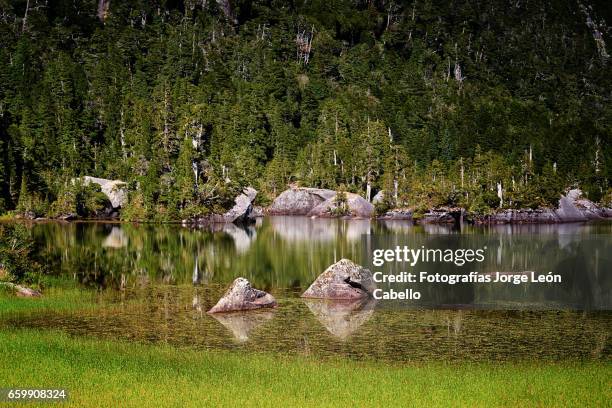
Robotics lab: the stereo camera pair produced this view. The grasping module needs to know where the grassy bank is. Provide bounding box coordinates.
[0,281,101,315]
[0,329,609,407]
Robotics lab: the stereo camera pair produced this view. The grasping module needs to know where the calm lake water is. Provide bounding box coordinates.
[2,217,611,362]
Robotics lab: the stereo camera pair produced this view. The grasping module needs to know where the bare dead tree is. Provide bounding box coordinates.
[579,2,610,60]
[296,25,314,64]
[97,0,110,23]
[22,0,29,32]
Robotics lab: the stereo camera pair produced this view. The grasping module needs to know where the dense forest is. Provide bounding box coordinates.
[0,0,610,220]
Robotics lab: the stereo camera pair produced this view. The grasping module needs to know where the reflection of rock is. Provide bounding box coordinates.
[302,259,376,299]
[81,176,128,208]
[422,224,455,234]
[221,224,256,254]
[380,219,413,232]
[270,216,336,242]
[308,192,374,218]
[210,310,275,342]
[208,278,277,313]
[102,227,128,248]
[304,297,375,340]
[345,219,372,241]
[269,187,336,215]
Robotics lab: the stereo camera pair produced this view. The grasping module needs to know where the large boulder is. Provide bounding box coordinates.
[81,176,127,208]
[474,208,558,224]
[302,259,376,300]
[555,189,605,221]
[372,190,385,205]
[308,192,374,218]
[268,187,336,215]
[474,189,609,224]
[208,278,277,313]
[222,187,257,223]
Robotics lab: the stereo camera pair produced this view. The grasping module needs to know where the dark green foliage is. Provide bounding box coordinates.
[329,185,349,216]
[49,181,110,219]
[0,223,43,284]
[0,0,609,217]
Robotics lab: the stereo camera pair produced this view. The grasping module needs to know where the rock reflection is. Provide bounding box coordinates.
[270,216,336,242]
[345,219,372,241]
[422,224,455,234]
[379,220,413,233]
[215,224,256,253]
[304,297,376,340]
[209,310,276,342]
[102,227,128,248]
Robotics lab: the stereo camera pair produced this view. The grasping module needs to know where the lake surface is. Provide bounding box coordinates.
[2,217,611,362]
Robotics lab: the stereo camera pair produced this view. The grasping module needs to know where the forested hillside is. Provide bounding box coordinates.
[0,0,610,220]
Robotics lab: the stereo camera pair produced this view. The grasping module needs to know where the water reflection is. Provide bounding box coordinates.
[270,216,337,242]
[102,227,128,248]
[2,285,609,362]
[209,310,276,342]
[18,218,609,309]
[304,298,376,340]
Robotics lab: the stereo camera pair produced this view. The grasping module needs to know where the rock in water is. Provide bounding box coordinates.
[555,188,606,221]
[302,259,376,299]
[208,278,276,313]
[308,192,374,218]
[223,187,258,223]
[81,176,127,208]
[269,187,336,215]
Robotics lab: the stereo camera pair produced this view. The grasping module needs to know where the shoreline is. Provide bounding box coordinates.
[4,211,611,226]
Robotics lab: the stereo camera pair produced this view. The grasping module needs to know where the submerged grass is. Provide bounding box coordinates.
[0,329,609,407]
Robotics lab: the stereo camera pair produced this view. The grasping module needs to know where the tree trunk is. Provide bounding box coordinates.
[97,0,110,22]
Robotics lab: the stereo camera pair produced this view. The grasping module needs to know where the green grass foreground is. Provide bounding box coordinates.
[0,330,609,407]
[0,285,99,315]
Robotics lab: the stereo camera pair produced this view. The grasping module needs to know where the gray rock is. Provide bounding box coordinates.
[308,192,374,218]
[372,190,385,204]
[477,189,609,224]
[0,282,41,297]
[555,189,605,221]
[419,208,465,224]
[378,209,413,220]
[208,278,276,313]
[81,176,127,208]
[251,206,265,217]
[222,187,257,223]
[269,187,336,215]
[302,259,376,300]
